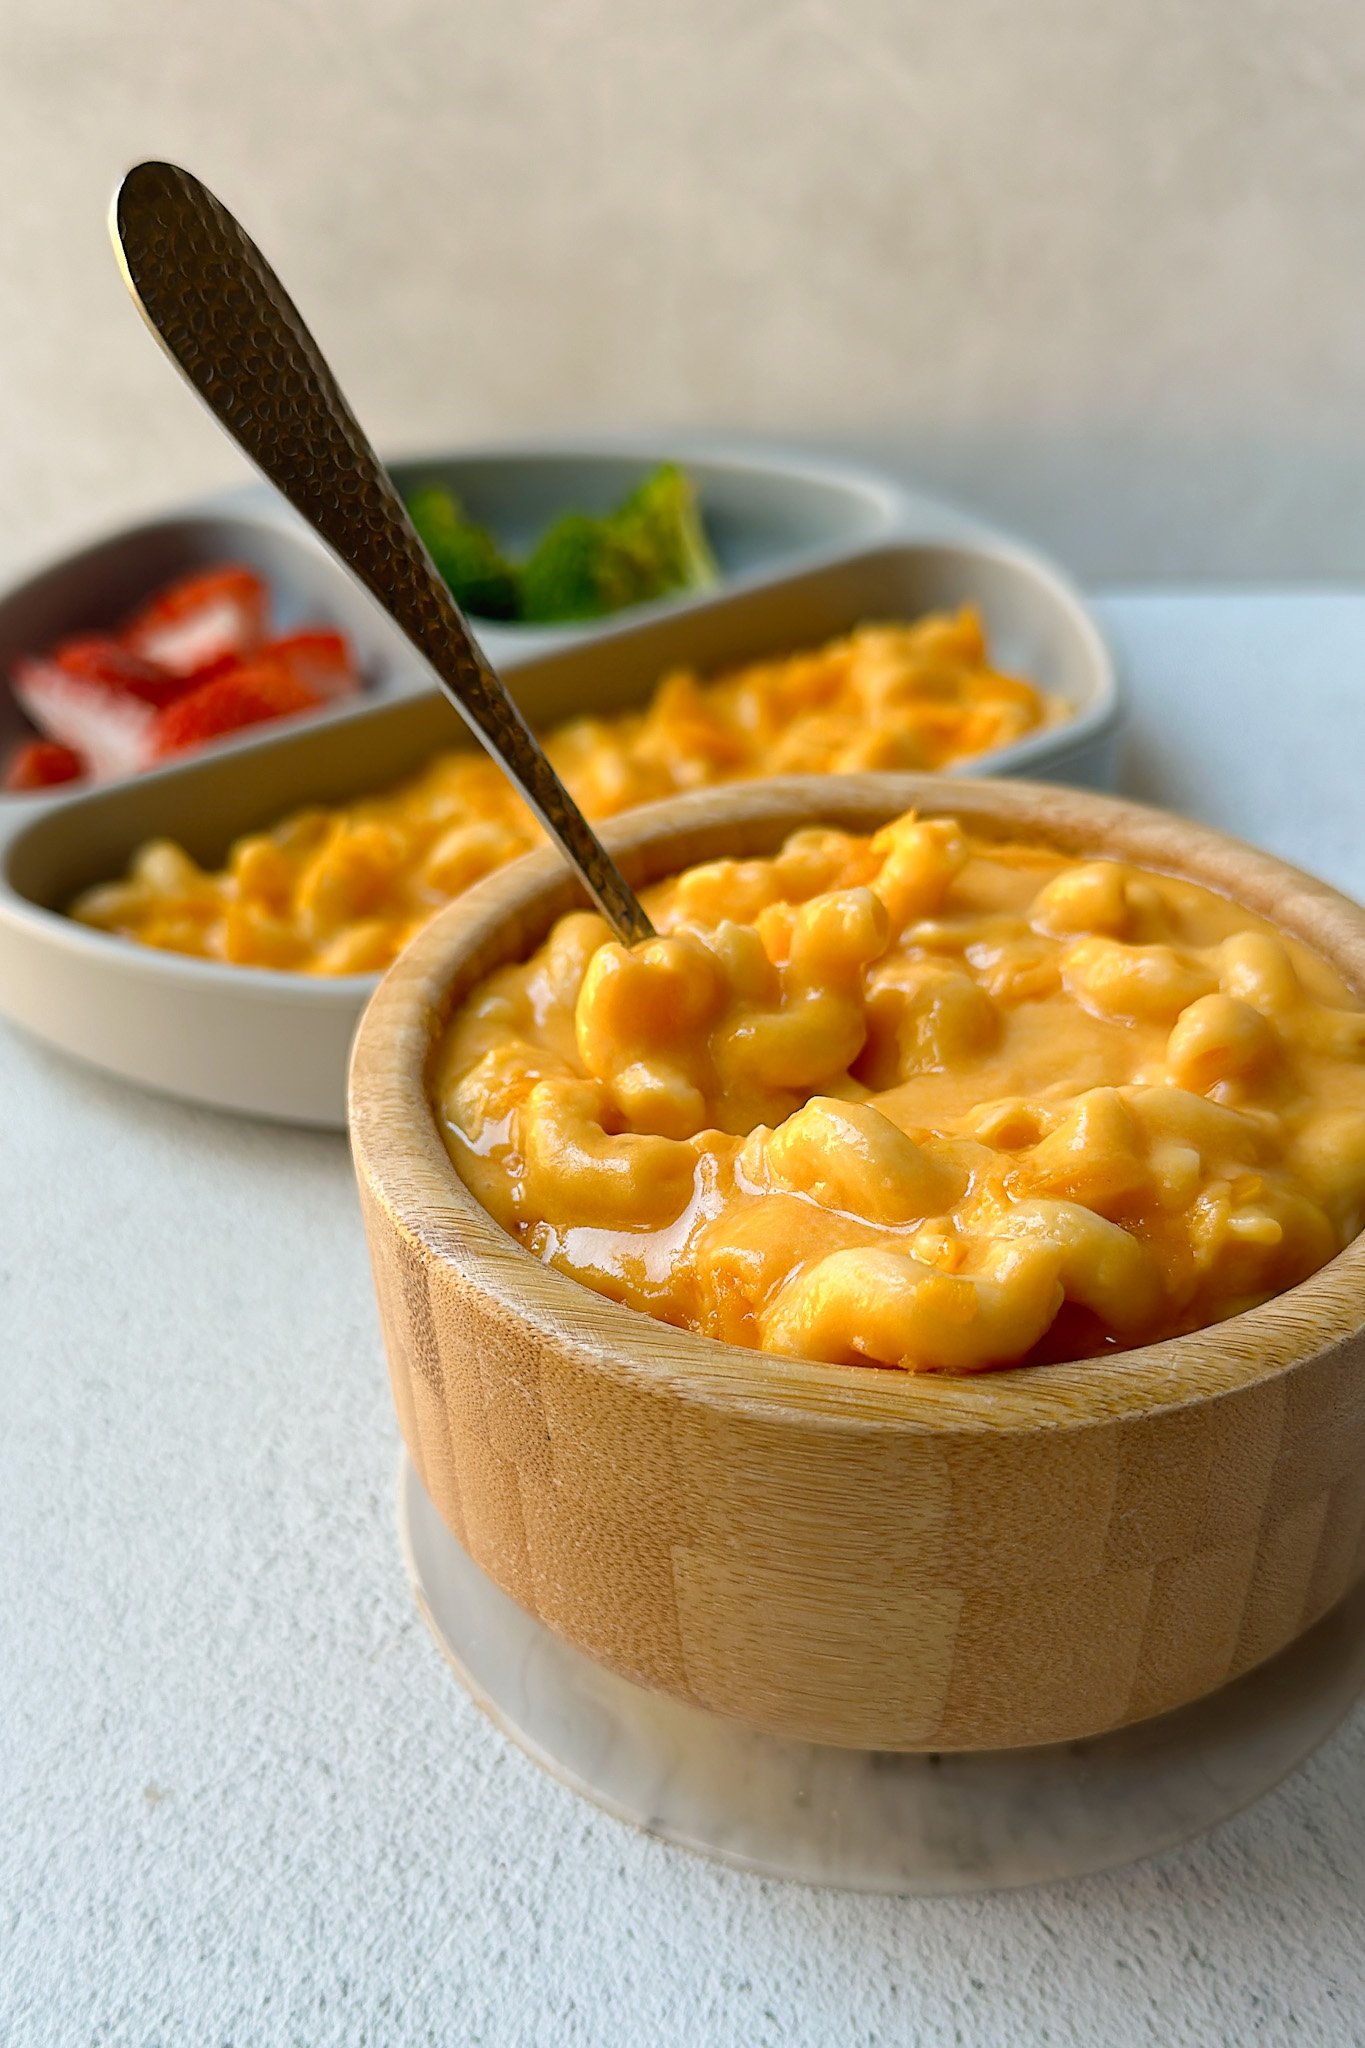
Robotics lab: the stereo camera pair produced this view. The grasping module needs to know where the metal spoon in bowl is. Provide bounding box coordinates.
[110,160,655,947]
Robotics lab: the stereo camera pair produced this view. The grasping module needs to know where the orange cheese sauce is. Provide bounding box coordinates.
[70,611,1063,974]
[433,814,1365,1374]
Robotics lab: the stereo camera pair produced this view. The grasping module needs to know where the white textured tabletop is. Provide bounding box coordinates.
[4,592,1365,2048]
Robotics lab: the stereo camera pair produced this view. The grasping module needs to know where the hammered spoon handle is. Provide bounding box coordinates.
[110,159,654,946]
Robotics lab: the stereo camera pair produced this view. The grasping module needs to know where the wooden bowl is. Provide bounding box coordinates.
[350,775,1365,1752]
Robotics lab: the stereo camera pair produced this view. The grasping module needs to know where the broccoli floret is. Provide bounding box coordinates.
[406,485,520,621]
[519,464,719,624]
[617,462,720,595]
[516,513,624,623]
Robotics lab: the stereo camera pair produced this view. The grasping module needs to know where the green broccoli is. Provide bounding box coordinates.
[406,485,521,621]
[618,462,721,595]
[519,464,719,624]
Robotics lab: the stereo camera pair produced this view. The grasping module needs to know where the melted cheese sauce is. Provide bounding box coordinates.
[434,814,1365,1374]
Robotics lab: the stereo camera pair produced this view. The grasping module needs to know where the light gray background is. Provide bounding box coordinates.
[4,0,1365,584]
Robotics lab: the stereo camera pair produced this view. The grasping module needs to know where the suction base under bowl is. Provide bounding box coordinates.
[398,1456,1365,1895]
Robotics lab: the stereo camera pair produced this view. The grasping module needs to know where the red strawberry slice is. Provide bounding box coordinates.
[260,628,361,702]
[10,638,182,779]
[123,565,268,678]
[3,739,85,791]
[149,661,321,758]
[43,636,187,706]
[174,650,243,689]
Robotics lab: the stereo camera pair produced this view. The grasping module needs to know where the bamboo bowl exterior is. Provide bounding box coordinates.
[350,775,1365,1752]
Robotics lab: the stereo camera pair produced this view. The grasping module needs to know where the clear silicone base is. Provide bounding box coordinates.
[399,1456,1365,1894]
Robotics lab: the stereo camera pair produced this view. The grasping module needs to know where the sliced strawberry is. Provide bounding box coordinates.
[259,628,360,702]
[12,651,162,779]
[123,565,268,678]
[45,636,188,707]
[176,650,243,689]
[149,661,321,758]
[3,739,85,791]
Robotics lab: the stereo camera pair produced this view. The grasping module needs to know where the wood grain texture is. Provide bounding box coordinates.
[350,774,1365,1750]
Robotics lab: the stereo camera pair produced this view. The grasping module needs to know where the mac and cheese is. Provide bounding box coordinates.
[71,612,1063,974]
[433,813,1365,1373]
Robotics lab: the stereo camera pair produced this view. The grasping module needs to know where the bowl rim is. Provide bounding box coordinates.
[348,771,1365,1441]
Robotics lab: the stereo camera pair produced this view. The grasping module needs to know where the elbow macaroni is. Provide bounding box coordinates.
[69,611,1064,973]
[432,815,1365,1374]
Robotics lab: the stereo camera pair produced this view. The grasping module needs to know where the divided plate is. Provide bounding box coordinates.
[0,535,1118,1125]
[0,441,995,789]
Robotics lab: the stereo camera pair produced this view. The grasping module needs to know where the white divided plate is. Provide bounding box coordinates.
[0,443,917,779]
[0,532,1118,1126]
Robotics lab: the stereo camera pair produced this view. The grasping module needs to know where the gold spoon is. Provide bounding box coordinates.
[110,159,655,947]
